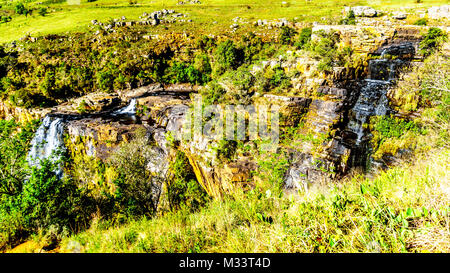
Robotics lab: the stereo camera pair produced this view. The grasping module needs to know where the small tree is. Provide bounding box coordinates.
[15,3,31,17]
[109,129,161,217]
[278,26,298,45]
[38,7,48,17]
[420,27,448,56]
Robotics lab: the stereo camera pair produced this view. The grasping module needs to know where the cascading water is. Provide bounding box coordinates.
[347,78,391,145]
[346,42,415,167]
[113,99,137,115]
[27,115,66,177]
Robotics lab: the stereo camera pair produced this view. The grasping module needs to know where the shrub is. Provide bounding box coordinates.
[278,26,298,45]
[256,65,292,93]
[240,32,264,63]
[308,30,352,72]
[165,61,209,85]
[340,10,356,25]
[167,151,209,212]
[201,80,227,105]
[413,18,427,26]
[214,140,238,162]
[295,27,312,49]
[108,129,160,218]
[0,15,12,24]
[15,3,31,16]
[38,7,48,17]
[220,66,255,104]
[420,27,448,57]
[213,40,243,75]
[196,35,216,53]
[372,116,420,139]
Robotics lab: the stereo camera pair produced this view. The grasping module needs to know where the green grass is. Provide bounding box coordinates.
[1,0,448,44]
[57,148,449,253]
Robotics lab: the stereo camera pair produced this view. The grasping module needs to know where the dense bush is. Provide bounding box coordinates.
[239,32,264,63]
[108,129,161,218]
[255,65,292,94]
[212,40,243,76]
[167,151,209,212]
[413,18,427,26]
[420,27,448,57]
[278,26,298,45]
[372,116,420,139]
[38,7,48,17]
[308,30,353,72]
[201,80,227,105]
[340,10,356,25]
[220,66,255,104]
[15,2,31,16]
[295,27,312,49]
[0,120,37,197]
[165,61,210,85]
[0,15,12,23]
[196,35,216,53]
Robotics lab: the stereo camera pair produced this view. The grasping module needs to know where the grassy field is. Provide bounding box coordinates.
[0,0,448,43]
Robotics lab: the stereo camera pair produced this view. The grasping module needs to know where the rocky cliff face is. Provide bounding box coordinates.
[2,24,445,204]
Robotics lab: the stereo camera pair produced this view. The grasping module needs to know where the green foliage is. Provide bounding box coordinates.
[213,140,238,162]
[0,15,12,24]
[201,81,227,105]
[108,129,160,219]
[193,53,212,75]
[219,66,255,104]
[256,149,290,195]
[307,30,353,72]
[0,119,37,197]
[340,10,356,25]
[255,65,292,94]
[0,158,90,248]
[239,32,264,63]
[165,61,210,85]
[278,26,298,45]
[213,40,243,76]
[0,34,177,107]
[372,116,421,139]
[38,7,48,17]
[196,35,216,53]
[19,161,84,234]
[420,27,448,57]
[295,27,312,49]
[167,151,209,212]
[15,2,31,16]
[413,18,427,26]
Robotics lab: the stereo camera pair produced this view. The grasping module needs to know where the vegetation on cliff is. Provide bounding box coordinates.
[0,0,449,253]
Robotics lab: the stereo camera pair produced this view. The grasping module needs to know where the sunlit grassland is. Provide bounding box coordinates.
[1,0,448,43]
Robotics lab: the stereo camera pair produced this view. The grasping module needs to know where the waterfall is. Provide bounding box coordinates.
[27,115,66,177]
[113,99,137,115]
[345,43,415,168]
[348,78,391,145]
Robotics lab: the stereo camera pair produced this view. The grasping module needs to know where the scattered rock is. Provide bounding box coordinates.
[392,12,407,20]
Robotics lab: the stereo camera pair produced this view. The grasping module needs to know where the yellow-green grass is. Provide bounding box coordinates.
[53,148,450,253]
[1,0,448,43]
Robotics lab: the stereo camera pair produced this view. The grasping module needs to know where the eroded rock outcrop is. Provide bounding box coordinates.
[4,24,444,201]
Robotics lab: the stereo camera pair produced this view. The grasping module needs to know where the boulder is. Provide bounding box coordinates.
[345,6,378,17]
[392,12,407,20]
[428,5,450,20]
